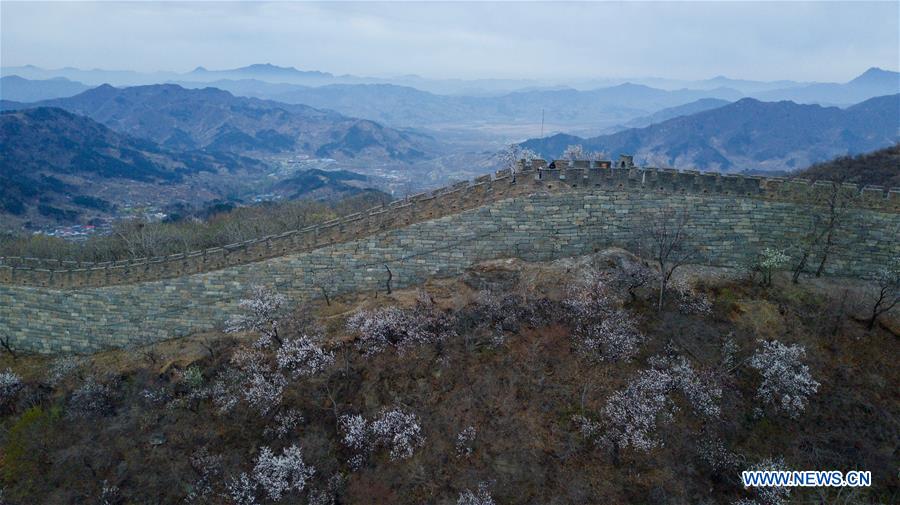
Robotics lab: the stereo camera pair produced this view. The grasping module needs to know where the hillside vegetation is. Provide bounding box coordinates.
[794,144,900,188]
[0,251,897,504]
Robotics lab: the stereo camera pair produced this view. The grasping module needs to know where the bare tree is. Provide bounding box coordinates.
[865,260,900,330]
[635,208,698,312]
[790,183,850,283]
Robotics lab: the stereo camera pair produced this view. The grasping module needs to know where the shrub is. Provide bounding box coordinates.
[68,377,114,418]
[0,369,23,410]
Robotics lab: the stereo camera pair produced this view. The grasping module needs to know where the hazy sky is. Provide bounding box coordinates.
[2,1,898,82]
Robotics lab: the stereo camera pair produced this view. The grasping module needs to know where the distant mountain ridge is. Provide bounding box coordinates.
[3,84,434,162]
[0,107,267,224]
[521,94,900,173]
[0,75,91,102]
[170,79,744,129]
[757,67,900,105]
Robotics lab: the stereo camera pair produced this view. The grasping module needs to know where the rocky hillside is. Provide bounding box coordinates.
[4,84,435,162]
[0,251,896,504]
[522,94,900,172]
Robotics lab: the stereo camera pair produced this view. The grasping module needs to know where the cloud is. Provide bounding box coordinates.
[1,1,897,82]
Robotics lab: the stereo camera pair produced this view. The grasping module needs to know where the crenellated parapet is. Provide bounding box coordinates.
[1,160,897,289]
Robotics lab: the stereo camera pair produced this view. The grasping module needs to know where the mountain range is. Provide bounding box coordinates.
[0,107,269,225]
[0,64,900,134]
[521,94,900,172]
[1,84,434,162]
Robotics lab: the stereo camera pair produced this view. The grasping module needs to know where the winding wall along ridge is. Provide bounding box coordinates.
[1,160,898,354]
[2,160,898,289]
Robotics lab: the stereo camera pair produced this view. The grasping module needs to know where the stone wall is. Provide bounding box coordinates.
[1,162,899,353]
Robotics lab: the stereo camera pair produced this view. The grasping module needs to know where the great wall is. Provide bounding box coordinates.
[2,159,899,354]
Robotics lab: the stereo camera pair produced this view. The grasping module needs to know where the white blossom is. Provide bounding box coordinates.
[498,144,538,172]
[265,409,304,439]
[46,356,83,387]
[347,300,453,356]
[225,473,257,505]
[226,286,287,348]
[698,437,743,472]
[186,448,223,503]
[749,340,819,418]
[603,368,675,451]
[69,377,113,418]
[339,414,371,453]
[670,277,713,316]
[457,482,495,505]
[602,353,720,451]
[757,248,790,285]
[0,369,23,409]
[339,407,425,463]
[252,445,315,501]
[230,346,286,416]
[562,144,586,161]
[369,407,426,461]
[565,274,644,362]
[738,457,791,505]
[571,414,603,440]
[276,336,334,379]
[455,426,477,457]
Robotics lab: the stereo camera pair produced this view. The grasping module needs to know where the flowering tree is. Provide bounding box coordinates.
[601,353,721,452]
[225,473,258,505]
[756,248,790,287]
[457,482,496,505]
[564,273,644,362]
[562,144,586,161]
[229,346,286,416]
[264,409,304,439]
[498,143,538,172]
[226,286,288,348]
[749,340,819,418]
[369,407,426,461]
[455,425,477,458]
[252,445,315,501]
[347,295,454,356]
[276,336,335,379]
[670,277,713,316]
[186,448,223,504]
[338,407,425,464]
[736,457,791,505]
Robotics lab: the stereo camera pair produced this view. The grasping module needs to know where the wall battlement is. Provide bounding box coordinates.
[2,161,898,290]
